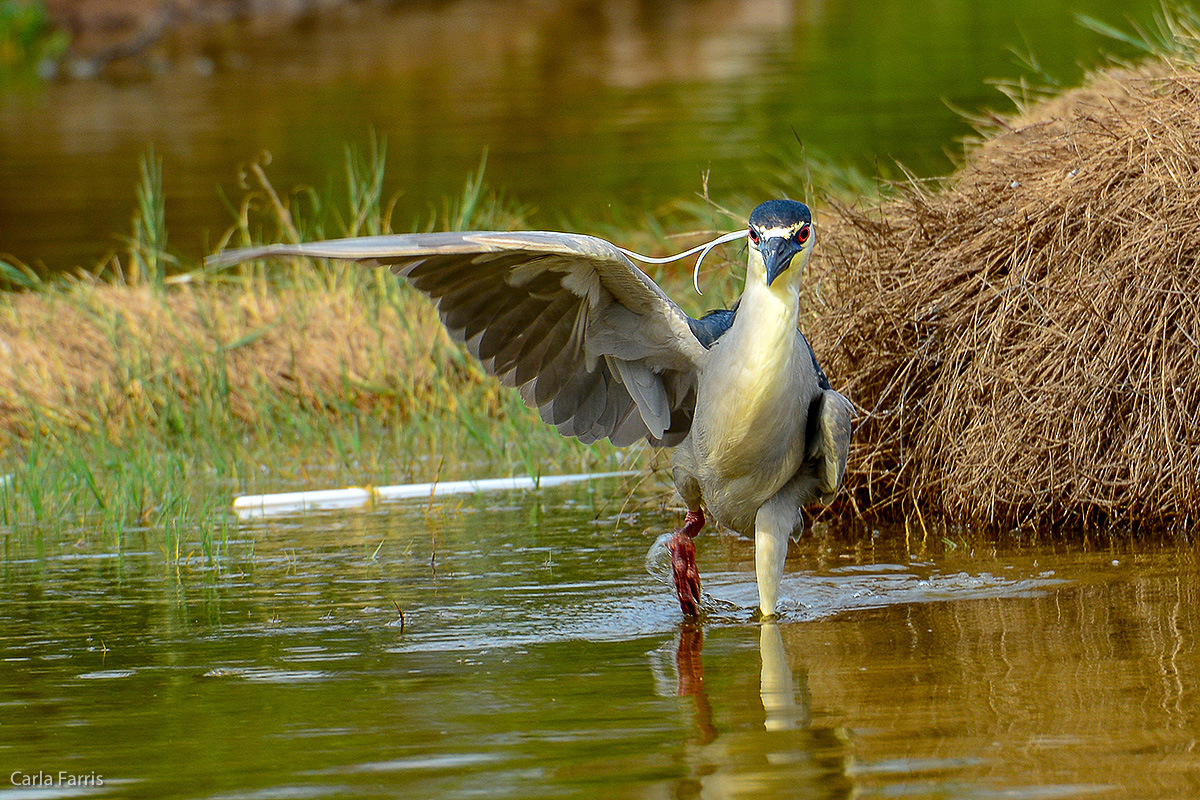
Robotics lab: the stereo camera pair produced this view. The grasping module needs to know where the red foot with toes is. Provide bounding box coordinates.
[666,509,705,616]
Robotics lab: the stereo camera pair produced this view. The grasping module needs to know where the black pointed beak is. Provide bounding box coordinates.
[763,237,803,286]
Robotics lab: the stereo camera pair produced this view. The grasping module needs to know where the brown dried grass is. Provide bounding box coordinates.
[810,53,1200,531]
[0,275,458,440]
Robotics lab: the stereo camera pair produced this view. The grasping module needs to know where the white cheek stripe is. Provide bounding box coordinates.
[759,223,811,241]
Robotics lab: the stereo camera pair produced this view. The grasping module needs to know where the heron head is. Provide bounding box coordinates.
[747,199,813,287]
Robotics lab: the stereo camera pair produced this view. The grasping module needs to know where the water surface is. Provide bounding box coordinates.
[0,0,1164,273]
[3,481,1197,799]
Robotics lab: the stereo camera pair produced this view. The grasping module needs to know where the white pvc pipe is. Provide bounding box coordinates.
[232,471,636,520]
[233,487,373,516]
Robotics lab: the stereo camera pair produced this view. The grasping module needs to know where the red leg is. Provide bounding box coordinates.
[667,509,705,616]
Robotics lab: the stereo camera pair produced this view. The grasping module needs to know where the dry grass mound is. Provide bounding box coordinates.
[811,52,1200,531]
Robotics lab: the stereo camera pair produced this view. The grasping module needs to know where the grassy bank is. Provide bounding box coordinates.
[0,154,626,547]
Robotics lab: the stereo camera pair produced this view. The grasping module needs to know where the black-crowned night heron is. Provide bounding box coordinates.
[207,199,852,618]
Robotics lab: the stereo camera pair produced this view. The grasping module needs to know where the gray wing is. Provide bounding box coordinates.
[801,336,853,503]
[206,231,710,447]
[811,388,852,502]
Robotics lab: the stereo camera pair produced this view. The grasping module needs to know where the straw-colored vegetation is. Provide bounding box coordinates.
[5,16,1200,540]
[810,14,1200,532]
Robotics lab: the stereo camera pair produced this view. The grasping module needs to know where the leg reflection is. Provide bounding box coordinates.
[660,621,853,799]
[676,622,718,745]
[759,621,810,731]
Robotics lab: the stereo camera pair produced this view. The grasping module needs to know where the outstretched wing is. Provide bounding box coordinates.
[206,231,711,447]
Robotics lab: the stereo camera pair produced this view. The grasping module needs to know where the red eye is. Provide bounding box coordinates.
[748,227,760,244]
[797,225,811,244]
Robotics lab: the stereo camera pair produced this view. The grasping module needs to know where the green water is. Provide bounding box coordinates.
[0,0,1164,273]
[4,480,1198,799]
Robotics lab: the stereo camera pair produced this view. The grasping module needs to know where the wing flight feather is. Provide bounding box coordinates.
[206,231,709,447]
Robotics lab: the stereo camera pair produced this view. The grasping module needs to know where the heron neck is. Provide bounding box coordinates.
[734,257,802,343]
[696,254,805,475]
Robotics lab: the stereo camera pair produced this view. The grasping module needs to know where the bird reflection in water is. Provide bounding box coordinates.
[655,622,854,798]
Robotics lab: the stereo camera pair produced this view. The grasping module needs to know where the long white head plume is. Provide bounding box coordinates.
[616,229,748,296]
